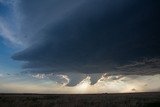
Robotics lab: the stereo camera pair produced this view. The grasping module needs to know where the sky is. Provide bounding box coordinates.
[0,0,160,93]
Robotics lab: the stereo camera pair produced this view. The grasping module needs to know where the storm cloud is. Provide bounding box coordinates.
[11,0,160,74]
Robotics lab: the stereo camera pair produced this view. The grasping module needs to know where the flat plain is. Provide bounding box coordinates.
[0,92,160,107]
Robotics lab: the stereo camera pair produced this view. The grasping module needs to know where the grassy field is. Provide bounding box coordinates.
[0,92,160,107]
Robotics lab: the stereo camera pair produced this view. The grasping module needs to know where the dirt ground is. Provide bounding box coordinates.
[0,92,160,107]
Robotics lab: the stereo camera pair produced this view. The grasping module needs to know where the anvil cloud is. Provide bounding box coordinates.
[9,0,160,75]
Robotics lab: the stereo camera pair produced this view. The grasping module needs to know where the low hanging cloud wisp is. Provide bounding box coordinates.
[0,73,160,93]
